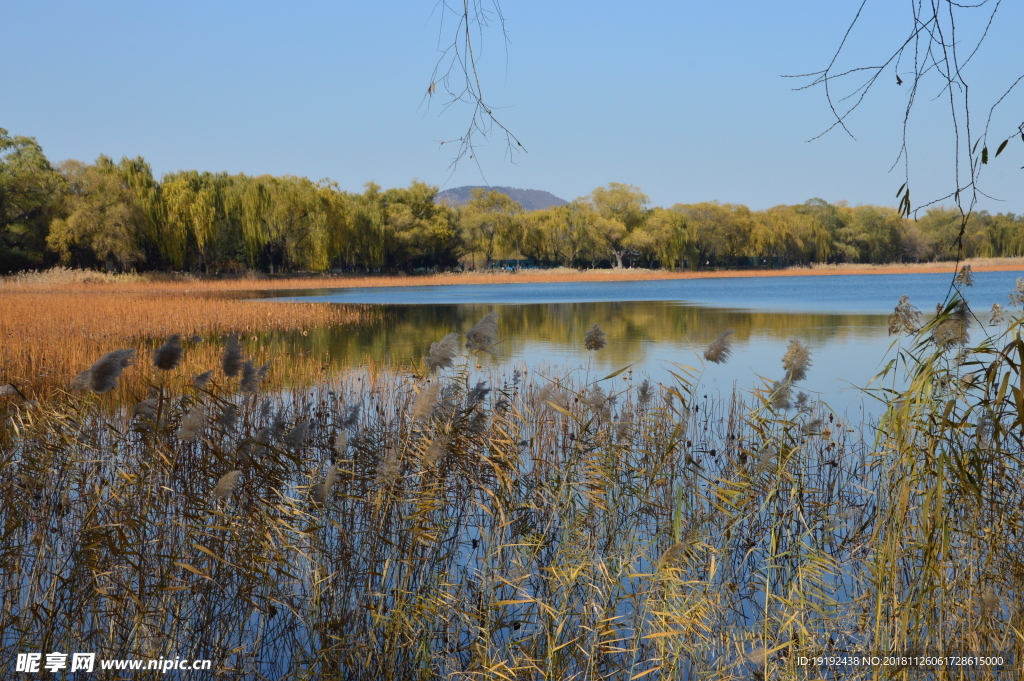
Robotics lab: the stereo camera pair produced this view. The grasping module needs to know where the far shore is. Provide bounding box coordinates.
[3,257,1023,293]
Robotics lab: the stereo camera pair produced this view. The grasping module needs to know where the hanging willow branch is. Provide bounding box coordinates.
[425,0,526,174]
[787,0,1023,267]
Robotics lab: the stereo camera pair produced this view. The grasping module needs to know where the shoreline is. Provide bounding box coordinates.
[3,257,1023,293]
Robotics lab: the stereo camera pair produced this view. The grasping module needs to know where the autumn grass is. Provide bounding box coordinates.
[0,285,375,400]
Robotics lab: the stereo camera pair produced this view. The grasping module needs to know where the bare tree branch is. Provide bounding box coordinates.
[789,0,1022,274]
[424,0,525,176]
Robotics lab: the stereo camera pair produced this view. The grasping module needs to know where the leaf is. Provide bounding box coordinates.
[174,561,211,580]
[599,364,633,381]
[896,182,907,198]
[982,147,989,164]
[545,401,573,418]
[631,666,663,679]
[996,139,1009,157]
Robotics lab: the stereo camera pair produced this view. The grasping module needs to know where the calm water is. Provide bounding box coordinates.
[256,270,1024,414]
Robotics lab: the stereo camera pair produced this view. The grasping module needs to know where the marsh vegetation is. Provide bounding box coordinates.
[3,269,1024,679]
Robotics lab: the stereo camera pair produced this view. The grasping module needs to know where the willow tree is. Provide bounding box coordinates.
[625,206,690,269]
[161,170,217,269]
[110,156,162,263]
[459,188,524,268]
[672,202,732,268]
[381,181,459,270]
[348,183,388,270]
[589,183,649,268]
[521,202,587,267]
[46,159,147,270]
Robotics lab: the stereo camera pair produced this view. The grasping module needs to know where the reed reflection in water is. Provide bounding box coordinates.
[255,301,894,413]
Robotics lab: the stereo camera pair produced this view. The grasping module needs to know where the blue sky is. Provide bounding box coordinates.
[4,1,1022,212]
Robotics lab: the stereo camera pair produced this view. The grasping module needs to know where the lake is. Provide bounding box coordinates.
[256,270,1023,416]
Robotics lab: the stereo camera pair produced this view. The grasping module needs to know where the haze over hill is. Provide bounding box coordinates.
[435,186,569,211]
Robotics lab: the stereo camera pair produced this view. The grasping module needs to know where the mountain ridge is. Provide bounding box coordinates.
[435,186,569,211]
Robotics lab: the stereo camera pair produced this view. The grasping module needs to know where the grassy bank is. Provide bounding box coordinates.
[5,258,1024,295]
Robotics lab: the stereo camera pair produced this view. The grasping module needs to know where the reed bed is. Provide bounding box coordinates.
[0,288,374,400]
[3,294,1024,679]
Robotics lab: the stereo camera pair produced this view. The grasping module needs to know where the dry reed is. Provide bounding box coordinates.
[584,323,607,351]
[0,286,371,400]
[704,329,734,364]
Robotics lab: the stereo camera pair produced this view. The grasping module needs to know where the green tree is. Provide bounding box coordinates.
[381,181,460,270]
[672,202,732,269]
[589,183,649,268]
[46,159,148,270]
[0,128,63,272]
[459,189,524,268]
[624,206,690,269]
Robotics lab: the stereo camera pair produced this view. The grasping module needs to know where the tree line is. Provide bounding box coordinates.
[3,126,1024,274]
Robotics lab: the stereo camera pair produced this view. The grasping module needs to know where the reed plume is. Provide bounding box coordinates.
[637,379,652,407]
[584,323,607,351]
[153,334,183,371]
[192,370,214,390]
[217,404,238,433]
[259,399,273,421]
[955,264,974,287]
[979,587,1000,616]
[176,406,205,441]
[211,470,242,500]
[425,333,460,372]
[313,464,339,505]
[0,383,18,398]
[746,647,768,666]
[222,333,243,377]
[991,302,1005,325]
[339,404,360,430]
[537,384,568,412]
[932,300,970,348]
[334,431,349,457]
[465,311,499,352]
[615,410,633,440]
[769,379,792,409]
[284,421,310,449]
[374,447,402,487]
[888,295,921,335]
[74,349,136,393]
[1011,278,1024,307]
[240,361,270,393]
[411,381,440,422]
[423,434,449,468]
[781,339,811,382]
[467,380,490,406]
[658,541,688,567]
[703,329,734,364]
[468,409,488,433]
[133,398,158,422]
[582,386,612,420]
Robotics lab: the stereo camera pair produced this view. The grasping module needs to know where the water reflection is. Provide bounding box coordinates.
[256,301,894,414]
[252,270,1022,414]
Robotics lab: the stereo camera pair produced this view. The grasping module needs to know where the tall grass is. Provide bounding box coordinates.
[0,284,373,400]
[3,294,1024,679]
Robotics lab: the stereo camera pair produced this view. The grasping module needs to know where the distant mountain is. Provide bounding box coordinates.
[435,186,569,211]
